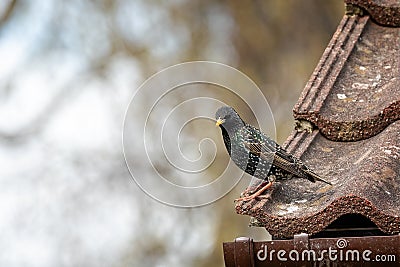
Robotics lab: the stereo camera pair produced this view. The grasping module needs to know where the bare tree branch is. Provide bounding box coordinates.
[0,72,92,145]
[0,0,17,29]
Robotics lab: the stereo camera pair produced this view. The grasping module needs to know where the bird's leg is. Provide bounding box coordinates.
[234,181,273,202]
[248,180,269,194]
[235,176,276,202]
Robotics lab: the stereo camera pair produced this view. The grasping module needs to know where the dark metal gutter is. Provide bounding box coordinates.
[224,235,399,267]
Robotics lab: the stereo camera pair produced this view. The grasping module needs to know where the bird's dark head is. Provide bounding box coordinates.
[215,106,245,133]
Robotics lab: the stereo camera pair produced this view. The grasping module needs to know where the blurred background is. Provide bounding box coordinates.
[0,0,343,266]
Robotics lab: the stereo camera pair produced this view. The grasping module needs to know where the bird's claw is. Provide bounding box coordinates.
[234,193,271,203]
[234,181,274,202]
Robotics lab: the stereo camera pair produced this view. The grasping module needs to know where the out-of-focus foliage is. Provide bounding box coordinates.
[0,0,342,266]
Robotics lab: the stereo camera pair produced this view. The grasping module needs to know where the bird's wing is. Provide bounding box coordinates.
[242,126,332,184]
[242,127,276,159]
[242,126,306,177]
[245,142,304,174]
[271,150,305,177]
[244,142,274,160]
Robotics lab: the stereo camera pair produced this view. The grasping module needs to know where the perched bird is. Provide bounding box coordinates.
[215,106,331,201]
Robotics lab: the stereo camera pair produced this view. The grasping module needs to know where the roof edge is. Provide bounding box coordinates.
[345,0,400,27]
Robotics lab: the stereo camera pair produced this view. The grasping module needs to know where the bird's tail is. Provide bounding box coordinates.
[305,169,332,185]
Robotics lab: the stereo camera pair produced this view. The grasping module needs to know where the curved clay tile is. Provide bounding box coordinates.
[235,123,400,238]
[235,3,400,239]
[345,0,400,27]
[293,15,399,141]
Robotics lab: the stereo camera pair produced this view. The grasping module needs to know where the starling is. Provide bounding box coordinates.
[215,106,331,201]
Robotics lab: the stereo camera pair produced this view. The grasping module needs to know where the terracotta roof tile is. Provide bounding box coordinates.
[293,15,399,141]
[345,0,400,26]
[235,2,400,239]
[236,122,400,238]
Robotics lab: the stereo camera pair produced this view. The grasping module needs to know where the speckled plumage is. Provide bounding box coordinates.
[215,106,331,185]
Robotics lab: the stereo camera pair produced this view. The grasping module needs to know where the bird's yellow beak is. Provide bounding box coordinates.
[216,118,224,126]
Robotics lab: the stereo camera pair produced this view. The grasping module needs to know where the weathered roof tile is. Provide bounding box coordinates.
[236,121,400,238]
[235,3,400,239]
[294,15,399,141]
[345,0,400,26]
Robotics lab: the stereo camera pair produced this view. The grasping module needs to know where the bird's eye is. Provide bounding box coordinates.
[225,114,231,119]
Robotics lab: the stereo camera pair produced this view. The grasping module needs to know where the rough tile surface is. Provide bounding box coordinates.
[235,2,400,239]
